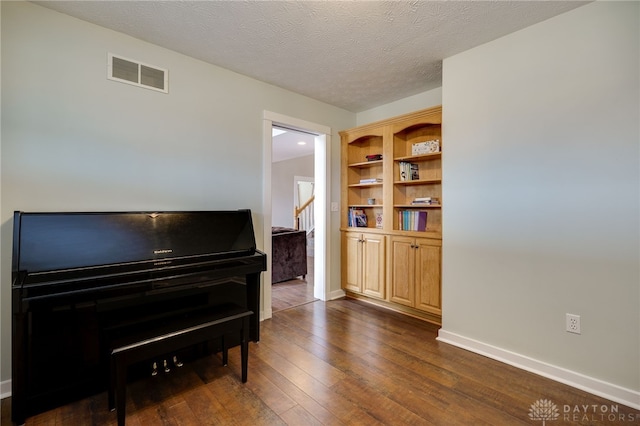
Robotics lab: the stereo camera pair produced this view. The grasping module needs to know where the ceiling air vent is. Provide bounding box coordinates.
[108,53,168,93]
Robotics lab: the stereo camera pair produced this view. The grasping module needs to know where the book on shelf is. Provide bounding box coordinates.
[399,161,419,181]
[359,178,382,184]
[411,197,440,205]
[399,162,409,181]
[348,208,368,227]
[398,210,427,231]
[375,213,383,229]
[411,139,440,155]
[410,163,419,180]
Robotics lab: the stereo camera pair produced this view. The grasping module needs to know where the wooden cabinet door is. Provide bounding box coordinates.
[414,238,441,314]
[389,236,415,306]
[344,232,363,293]
[362,233,385,299]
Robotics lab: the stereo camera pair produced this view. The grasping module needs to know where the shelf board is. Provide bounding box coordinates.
[349,204,382,208]
[342,226,386,234]
[348,182,383,188]
[394,152,441,162]
[348,159,383,168]
[394,178,441,185]
[394,204,441,209]
[392,229,442,238]
[341,227,442,239]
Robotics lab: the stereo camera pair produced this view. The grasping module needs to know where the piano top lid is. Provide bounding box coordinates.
[13,210,259,275]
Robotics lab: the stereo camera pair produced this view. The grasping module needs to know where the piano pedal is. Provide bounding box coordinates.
[163,359,170,373]
[151,361,158,376]
[173,355,183,367]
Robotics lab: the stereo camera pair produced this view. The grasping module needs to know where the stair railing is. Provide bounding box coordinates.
[294,195,315,233]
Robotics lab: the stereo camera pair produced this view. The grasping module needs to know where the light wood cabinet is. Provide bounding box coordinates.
[388,236,415,306]
[343,231,386,300]
[389,236,441,316]
[340,106,442,325]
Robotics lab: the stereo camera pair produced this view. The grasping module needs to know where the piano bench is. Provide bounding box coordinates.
[107,305,253,426]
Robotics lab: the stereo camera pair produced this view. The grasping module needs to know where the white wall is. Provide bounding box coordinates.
[272,155,314,228]
[356,87,442,125]
[0,1,355,385]
[440,0,639,405]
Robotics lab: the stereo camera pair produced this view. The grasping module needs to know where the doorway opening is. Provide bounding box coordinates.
[262,111,331,320]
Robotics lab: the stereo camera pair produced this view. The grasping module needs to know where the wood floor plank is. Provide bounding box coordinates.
[278,404,326,426]
[163,400,201,426]
[206,374,284,426]
[325,301,548,416]
[258,325,347,387]
[229,352,346,425]
[248,328,386,425]
[331,375,432,426]
[182,385,239,426]
[228,361,298,416]
[270,314,436,393]
[249,343,377,424]
[273,306,509,425]
[323,303,560,424]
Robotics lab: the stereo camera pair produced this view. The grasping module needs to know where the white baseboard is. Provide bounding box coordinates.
[328,289,346,300]
[261,307,273,321]
[1,379,11,399]
[437,329,640,411]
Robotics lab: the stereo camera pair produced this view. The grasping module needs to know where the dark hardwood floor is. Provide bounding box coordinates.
[2,298,638,425]
[272,257,316,313]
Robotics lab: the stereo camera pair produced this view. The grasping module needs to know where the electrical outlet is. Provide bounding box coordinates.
[566,313,581,334]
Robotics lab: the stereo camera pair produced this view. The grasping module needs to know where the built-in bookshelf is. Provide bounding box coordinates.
[392,119,442,237]
[340,106,443,325]
[340,106,442,237]
[344,132,384,229]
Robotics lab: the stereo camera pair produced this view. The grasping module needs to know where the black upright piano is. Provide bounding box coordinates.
[11,210,266,424]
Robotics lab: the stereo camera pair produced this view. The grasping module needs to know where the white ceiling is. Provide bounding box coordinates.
[32,0,588,162]
[272,127,316,163]
[34,1,588,113]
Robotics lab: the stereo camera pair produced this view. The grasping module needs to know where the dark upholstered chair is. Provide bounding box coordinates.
[271,227,307,283]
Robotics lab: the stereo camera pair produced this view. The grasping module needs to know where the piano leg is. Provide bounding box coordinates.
[222,335,228,366]
[115,361,127,426]
[11,308,28,426]
[108,356,115,411]
[241,315,249,383]
[247,272,261,342]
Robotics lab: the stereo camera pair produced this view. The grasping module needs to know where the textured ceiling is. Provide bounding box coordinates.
[33,1,588,113]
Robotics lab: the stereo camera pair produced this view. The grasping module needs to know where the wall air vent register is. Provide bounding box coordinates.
[107,53,168,93]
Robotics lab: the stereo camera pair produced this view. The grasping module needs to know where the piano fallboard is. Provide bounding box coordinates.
[15,251,265,303]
